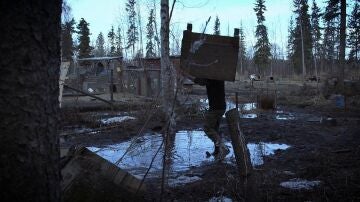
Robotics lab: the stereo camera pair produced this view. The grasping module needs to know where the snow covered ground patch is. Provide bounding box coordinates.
[100,116,136,125]
[280,178,321,190]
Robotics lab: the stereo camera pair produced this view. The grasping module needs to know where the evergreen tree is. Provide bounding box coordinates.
[323,0,346,68]
[311,0,322,61]
[287,17,295,60]
[76,18,92,58]
[108,26,116,56]
[239,24,246,74]
[145,9,156,58]
[126,0,139,56]
[94,32,105,57]
[214,16,220,35]
[115,26,123,56]
[348,1,360,62]
[291,0,313,74]
[253,0,271,74]
[61,18,75,61]
[323,3,339,62]
[311,0,322,75]
[339,0,346,68]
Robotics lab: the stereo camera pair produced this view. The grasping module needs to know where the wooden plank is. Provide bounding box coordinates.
[180,29,239,81]
[63,84,115,108]
[225,108,252,177]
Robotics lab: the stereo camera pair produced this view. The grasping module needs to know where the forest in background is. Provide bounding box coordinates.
[61,0,360,78]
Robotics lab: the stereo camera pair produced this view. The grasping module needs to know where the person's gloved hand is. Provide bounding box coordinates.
[194,78,208,86]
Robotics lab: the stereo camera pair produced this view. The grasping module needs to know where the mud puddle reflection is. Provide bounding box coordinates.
[200,99,258,119]
[275,110,295,120]
[88,131,290,182]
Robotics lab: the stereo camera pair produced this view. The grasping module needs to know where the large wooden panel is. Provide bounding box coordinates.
[181,30,239,81]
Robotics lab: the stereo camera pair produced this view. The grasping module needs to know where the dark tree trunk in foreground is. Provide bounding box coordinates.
[0,1,62,201]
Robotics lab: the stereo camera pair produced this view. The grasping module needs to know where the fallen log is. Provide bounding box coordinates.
[64,84,115,108]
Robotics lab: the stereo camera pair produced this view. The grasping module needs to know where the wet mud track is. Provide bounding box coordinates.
[60,101,360,201]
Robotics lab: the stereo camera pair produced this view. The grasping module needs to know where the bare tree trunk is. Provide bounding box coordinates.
[160,0,176,198]
[339,0,346,80]
[137,2,143,56]
[153,0,161,56]
[0,1,61,201]
[314,53,318,78]
[160,0,176,131]
[300,18,306,81]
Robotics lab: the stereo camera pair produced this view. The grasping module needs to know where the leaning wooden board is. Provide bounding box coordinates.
[180,24,239,81]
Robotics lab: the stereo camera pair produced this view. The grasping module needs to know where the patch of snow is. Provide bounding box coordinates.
[100,116,135,125]
[242,103,257,111]
[209,196,233,202]
[168,175,202,187]
[241,113,257,119]
[276,113,295,120]
[280,178,321,190]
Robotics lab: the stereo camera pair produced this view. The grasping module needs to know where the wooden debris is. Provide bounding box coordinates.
[225,108,252,177]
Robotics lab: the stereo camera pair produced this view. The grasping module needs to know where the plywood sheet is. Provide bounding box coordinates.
[181,31,239,81]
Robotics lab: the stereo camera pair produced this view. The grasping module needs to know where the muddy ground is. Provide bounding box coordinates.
[60,80,360,201]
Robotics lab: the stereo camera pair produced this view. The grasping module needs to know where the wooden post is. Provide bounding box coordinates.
[234,28,239,37]
[110,68,114,102]
[107,60,114,102]
[187,23,192,32]
[235,92,239,109]
[225,108,252,177]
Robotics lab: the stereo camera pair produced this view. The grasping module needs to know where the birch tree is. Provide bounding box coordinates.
[160,0,176,131]
[160,0,177,197]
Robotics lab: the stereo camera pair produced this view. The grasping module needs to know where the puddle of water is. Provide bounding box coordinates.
[240,113,257,119]
[275,111,295,120]
[247,143,290,166]
[88,131,217,178]
[168,175,202,187]
[200,99,257,112]
[100,116,135,125]
[225,101,257,112]
[242,103,257,111]
[209,196,233,202]
[199,98,209,111]
[87,131,290,179]
[280,178,321,190]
